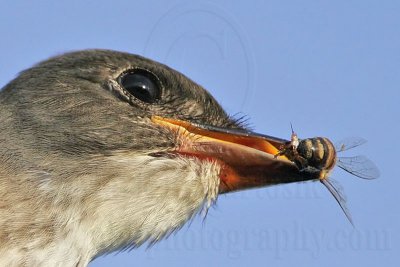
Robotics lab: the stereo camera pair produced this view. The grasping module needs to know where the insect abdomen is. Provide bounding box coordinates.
[297,137,337,171]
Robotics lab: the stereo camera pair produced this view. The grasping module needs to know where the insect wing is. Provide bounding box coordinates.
[334,137,367,152]
[321,178,353,226]
[337,155,380,179]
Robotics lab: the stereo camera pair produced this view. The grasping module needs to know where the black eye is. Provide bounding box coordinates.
[119,70,161,104]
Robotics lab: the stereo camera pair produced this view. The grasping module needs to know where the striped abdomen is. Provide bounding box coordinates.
[297,137,337,172]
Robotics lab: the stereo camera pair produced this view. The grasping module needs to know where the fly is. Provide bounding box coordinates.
[275,127,380,225]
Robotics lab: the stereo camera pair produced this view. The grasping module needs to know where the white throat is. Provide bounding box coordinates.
[0,155,220,267]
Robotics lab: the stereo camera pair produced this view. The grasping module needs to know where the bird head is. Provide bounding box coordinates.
[0,50,315,265]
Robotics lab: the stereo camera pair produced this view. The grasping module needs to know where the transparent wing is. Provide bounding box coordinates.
[334,137,367,152]
[321,178,354,226]
[337,156,380,179]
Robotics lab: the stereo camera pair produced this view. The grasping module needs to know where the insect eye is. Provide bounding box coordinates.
[119,70,161,104]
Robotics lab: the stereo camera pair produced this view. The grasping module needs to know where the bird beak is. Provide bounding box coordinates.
[151,116,319,193]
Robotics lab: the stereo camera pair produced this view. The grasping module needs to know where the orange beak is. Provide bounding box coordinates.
[151,116,320,193]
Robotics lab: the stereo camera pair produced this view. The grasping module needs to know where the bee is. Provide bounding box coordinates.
[275,126,380,225]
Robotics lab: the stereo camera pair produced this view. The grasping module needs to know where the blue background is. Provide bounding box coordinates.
[0,1,398,266]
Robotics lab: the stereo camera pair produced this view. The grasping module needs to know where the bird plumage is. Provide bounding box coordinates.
[0,49,331,266]
[0,50,233,266]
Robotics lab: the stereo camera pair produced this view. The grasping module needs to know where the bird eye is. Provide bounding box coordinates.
[119,70,161,104]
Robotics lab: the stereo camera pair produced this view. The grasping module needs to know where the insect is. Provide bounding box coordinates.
[275,126,380,225]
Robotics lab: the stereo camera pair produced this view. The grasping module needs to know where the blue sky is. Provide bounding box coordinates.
[1,1,398,266]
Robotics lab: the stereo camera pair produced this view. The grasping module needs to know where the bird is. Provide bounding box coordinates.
[0,49,324,266]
